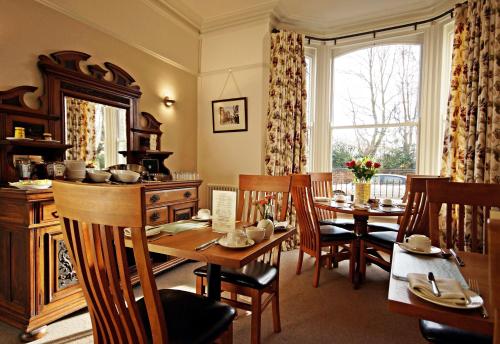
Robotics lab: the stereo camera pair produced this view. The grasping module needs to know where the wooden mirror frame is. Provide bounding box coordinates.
[0,50,163,182]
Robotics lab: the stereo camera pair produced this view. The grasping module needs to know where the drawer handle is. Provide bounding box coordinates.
[184,191,192,198]
[150,194,160,203]
[51,211,59,218]
[150,212,161,222]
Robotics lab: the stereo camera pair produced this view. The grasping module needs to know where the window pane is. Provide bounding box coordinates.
[332,44,421,127]
[331,126,417,174]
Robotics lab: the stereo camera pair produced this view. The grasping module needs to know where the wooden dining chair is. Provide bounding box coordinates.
[489,211,500,344]
[359,176,449,278]
[194,174,291,344]
[419,181,500,344]
[291,174,356,288]
[427,180,500,252]
[309,172,355,230]
[52,181,235,344]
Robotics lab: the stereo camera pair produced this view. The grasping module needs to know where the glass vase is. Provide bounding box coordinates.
[354,181,371,204]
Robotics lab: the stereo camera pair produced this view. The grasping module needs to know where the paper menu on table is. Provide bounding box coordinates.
[212,190,236,232]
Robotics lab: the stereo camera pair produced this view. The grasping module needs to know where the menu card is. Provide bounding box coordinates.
[212,190,237,232]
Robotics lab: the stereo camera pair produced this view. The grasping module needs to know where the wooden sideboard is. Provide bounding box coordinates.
[0,179,201,339]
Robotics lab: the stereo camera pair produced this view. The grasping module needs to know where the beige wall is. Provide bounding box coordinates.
[197,20,270,207]
[0,0,197,172]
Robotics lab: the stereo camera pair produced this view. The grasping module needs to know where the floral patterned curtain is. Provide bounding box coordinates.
[265,30,307,249]
[440,1,500,250]
[65,97,97,164]
[265,30,307,176]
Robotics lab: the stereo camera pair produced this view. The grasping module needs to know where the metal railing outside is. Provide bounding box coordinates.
[331,168,415,199]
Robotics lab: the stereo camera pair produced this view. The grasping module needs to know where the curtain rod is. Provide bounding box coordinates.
[272,2,464,44]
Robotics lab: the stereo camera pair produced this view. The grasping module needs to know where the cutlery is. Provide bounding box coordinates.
[440,248,452,259]
[469,278,488,318]
[449,249,465,266]
[427,272,441,297]
[147,232,171,242]
[195,238,219,251]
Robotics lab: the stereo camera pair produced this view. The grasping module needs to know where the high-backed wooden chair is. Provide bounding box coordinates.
[310,172,355,230]
[360,176,449,278]
[427,180,500,252]
[291,174,355,288]
[489,212,500,344]
[194,175,291,344]
[52,181,235,344]
[419,181,500,343]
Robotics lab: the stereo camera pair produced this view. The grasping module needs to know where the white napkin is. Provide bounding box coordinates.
[124,225,156,237]
[408,273,468,305]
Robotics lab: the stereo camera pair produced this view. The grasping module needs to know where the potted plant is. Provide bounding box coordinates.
[345,158,381,204]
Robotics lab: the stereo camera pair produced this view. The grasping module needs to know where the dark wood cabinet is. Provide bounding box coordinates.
[0,180,201,338]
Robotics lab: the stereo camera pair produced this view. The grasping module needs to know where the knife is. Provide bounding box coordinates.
[449,249,465,266]
[195,238,219,251]
[428,272,441,297]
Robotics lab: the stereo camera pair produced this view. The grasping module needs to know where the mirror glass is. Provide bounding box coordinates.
[64,96,127,169]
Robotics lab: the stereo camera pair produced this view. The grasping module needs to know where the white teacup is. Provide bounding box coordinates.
[197,208,211,219]
[381,198,393,207]
[405,234,431,252]
[334,194,346,203]
[226,230,247,246]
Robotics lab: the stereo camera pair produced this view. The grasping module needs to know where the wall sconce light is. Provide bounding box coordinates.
[163,96,176,107]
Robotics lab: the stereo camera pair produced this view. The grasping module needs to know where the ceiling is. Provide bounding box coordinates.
[158,0,456,33]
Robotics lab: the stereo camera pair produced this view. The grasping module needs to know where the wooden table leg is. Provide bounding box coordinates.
[207,263,221,301]
[353,215,369,289]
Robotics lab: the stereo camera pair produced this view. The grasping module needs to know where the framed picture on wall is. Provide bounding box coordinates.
[212,97,248,133]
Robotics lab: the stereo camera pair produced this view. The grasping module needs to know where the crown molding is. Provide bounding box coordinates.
[35,0,198,75]
[142,0,201,33]
[272,0,456,37]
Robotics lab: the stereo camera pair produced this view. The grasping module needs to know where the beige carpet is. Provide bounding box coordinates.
[0,249,426,343]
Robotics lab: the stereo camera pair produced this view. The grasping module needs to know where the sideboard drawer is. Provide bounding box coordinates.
[38,201,59,224]
[145,188,197,207]
[146,207,168,225]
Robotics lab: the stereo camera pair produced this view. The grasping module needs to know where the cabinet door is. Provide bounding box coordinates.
[37,226,82,312]
[168,202,197,222]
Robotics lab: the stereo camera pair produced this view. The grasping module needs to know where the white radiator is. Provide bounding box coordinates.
[206,183,238,210]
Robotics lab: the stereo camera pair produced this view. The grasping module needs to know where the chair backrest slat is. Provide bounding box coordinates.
[427,180,500,253]
[53,181,167,344]
[309,172,336,221]
[237,175,291,223]
[395,176,450,242]
[291,175,321,254]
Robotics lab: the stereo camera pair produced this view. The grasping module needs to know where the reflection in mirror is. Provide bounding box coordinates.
[64,96,127,169]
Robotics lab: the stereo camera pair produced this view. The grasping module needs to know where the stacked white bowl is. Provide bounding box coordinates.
[64,160,86,181]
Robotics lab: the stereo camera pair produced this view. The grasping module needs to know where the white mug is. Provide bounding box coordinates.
[405,234,431,252]
[197,208,211,219]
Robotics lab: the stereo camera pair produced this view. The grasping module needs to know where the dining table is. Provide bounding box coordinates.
[126,223,296,301]
[314,199,405,288]
[388,245,493,336]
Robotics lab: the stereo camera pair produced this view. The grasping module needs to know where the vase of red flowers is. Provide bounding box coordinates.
[254,195,275,238]
[345,158,381,204]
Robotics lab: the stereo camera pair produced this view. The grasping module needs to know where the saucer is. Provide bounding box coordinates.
[192,216,211,222]
[398,243,441,255]
[218,237,255,249]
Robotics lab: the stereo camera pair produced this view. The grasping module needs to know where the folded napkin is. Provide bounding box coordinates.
[408,273,468,305]
[124,225,157,237]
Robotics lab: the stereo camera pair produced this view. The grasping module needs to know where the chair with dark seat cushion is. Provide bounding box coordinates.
[292,174,356,288]
[360,176,449,276]
[367,222,399,232]
[310,172,355,230]
[419,320,492,344]
[193,261,278,290]
[53,181,235,344]
[137,289,236,344]
[195,174,292,344]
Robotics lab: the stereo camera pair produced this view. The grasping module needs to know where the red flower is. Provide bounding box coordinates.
[345,160,356,168]
[365,160,373,168]
[259,199,267,206]
[374,162,381,168]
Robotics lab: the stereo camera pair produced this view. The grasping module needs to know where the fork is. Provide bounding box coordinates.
[468,278,489,318]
